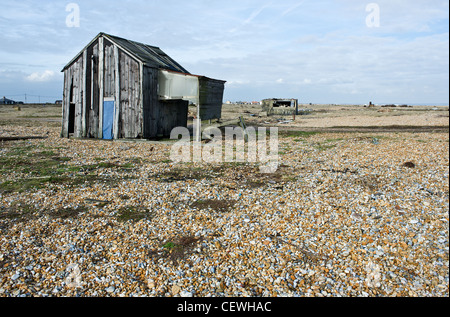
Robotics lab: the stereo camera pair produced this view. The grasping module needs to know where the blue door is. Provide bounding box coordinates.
[103,100,114,140]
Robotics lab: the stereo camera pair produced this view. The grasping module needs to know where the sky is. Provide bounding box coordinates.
[0,0,448,105]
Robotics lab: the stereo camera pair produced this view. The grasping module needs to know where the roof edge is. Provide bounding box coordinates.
[62,32,179,72]
[61,32,103,72]
[161,69,226,84]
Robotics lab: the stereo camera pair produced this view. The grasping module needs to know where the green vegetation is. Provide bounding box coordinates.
[0,143,137,193]
[0,201,36,221]
[51,205,88,219]
[159,235,202,264]
[314,143,337,151]
[191,199,237,213]
[116,206,155,222]
[279,130,320,138]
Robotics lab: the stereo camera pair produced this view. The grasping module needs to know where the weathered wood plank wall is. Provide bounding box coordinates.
[62,55,84,138]
[142,66,159,138]
[119,51,142,139]
[198,78,225,120]
[88,43,99,138]
[159,100,188,136]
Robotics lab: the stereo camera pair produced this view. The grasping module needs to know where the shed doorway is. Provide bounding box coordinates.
[68,80,75,135]
[102,98,115,140]
[68,103,76,135]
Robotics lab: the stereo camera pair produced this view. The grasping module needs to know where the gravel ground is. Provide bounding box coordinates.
[0,124,448,297]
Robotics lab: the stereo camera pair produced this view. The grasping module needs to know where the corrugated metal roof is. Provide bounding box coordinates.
[103,33,189,73]
[62,32,190,74]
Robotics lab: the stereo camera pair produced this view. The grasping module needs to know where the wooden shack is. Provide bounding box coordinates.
[61,32,226,139]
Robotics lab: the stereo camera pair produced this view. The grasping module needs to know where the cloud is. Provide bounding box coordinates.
[25,70,56,82]
[230,2,273,33]
[243,4,269,24]
[282,0,306,17]
[0,0,447,104]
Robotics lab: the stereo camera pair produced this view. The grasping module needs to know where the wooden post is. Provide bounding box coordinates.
[139,62,144,138]
[62,70,68,138]
[239,116,248,143]
[114,45,120,140]
[195,81,201,142]
[82,50,87,137]
[98,36,104,139]
[293,99,298,121]
[90,56,94,112]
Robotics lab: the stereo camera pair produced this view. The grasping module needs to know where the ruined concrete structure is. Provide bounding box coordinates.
[261,98,299,116]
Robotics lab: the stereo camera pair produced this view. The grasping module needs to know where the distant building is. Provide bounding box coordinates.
[261,98,299,116]
[0,97,17,105]
[55,100,63,105]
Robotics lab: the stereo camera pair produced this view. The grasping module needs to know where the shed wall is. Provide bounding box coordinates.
[143,66,159,138]
[198,78,225,120]
[63,37,146,139]
[119,51,143,138]
[62,54,84,138]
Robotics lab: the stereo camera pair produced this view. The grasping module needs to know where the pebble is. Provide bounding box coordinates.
[171,285,181,296]
[180,290,193,297]
[0,126,448,297]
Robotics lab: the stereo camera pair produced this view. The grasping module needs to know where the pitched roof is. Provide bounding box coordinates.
[62,32,190,74]
[1,96,15,102]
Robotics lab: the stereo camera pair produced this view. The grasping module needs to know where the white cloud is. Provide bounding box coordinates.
[25,70,56,82]
[0,0,447,104]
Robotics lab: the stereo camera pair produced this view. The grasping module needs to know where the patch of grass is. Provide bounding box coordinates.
[116,206,155,222]
[0,172,136,194]
[156,166,218,182]
[1,144,71,178]
[51,205,88,219]
[0,201,36,222]
[280,130,320,138]
[162,242,176,250]
[160,235,202,265]
[325,138,345,143]
[314,143,337,151]
[191,199,237,213]
[125,157,146,165]
[5,144,34,156]
[0,177,54,193]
